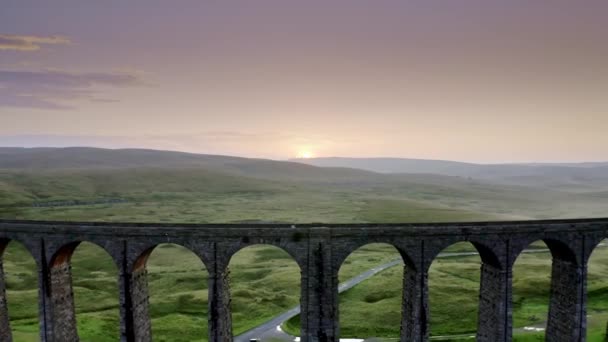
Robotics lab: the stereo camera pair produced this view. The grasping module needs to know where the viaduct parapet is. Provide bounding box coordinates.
[1,218,607,342]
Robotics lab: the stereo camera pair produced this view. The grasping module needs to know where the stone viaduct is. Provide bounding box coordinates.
[0,218,607,342]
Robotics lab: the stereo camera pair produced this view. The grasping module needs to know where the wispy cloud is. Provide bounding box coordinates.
[0,68,145,109]
[0,69,141,88]
[0,34,70,51]
[0,93,72,110]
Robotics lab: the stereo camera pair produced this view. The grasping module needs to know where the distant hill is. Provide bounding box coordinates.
[289,157,478,174]
[289,156,608,175]
[0,147,375,182]
[3,148,608,191]
[290,157,608,191]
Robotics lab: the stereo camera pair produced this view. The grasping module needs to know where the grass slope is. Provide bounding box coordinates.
[2,166,608,222]
[1,148,608,341]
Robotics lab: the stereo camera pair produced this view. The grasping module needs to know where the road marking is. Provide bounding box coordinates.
[523,327,545,332]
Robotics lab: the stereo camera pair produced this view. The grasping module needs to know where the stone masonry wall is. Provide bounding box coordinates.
[0,218,605,342]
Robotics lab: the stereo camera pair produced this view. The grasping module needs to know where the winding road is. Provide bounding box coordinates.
[235,257,404,342]
[235,246,597,342]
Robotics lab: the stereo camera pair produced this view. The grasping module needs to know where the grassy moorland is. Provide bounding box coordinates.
[2,148,608,223]
[1,148,608,341]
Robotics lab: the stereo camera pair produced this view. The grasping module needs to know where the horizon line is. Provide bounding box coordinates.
[1,145,607,166]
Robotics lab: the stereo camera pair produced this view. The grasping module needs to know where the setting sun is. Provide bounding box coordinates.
[297,151,313,159]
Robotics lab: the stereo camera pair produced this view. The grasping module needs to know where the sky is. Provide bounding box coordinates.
[0,1,607,163]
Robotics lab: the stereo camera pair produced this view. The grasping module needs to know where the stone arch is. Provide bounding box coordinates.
[129,241,212,273]
[48,239,121,270]
[424,236,504,270]
[129,242,210,341]
[583,233,606,262]
[227,243,302,338]
[583,237,608,340]
[47,240,120,341]
[336,242,405,339]
[0,236,40,265]
[510,239,554,339]
[0,238,40,342]
[223,238,307,272]
[0,237,39,261]
[49,241,81,267]
[545,239,579,264]
[332,239,416,273]
[511,236,587,340]
[510,236,579,268]
[428,241,483,337]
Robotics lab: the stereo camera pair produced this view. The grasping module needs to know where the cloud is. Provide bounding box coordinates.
[0,93,73,110]
[0,69,142,88]
[0,34,70,51]
[0,68,144,110]
[88,98,121,103]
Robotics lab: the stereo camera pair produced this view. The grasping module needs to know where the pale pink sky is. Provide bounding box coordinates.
[1,1,607,162]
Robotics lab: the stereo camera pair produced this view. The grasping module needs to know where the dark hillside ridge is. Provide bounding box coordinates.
[2,147,608,191]
[0,147,375,182]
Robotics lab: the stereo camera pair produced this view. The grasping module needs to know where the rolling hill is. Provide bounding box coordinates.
[291,157,608,191]
[1,147,607,223]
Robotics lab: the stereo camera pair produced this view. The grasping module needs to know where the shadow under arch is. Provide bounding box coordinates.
[0,238,40,342]
[228,244,301,337]
[337,242,405,339]
[49,241,120,342]
[583,238,608,340]
[429,241,482,337]
[132,243,209,342]
[541,238,578,265]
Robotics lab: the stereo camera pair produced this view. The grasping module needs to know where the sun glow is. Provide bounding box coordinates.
[297,150,314,159]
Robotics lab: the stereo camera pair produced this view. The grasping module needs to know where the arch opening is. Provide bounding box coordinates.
[228,244,301,339]
[585,238,608,340]
[511,240,553,340]
[337,243,404,340]
[1,239,39,341]
[145,243,209,342]
[429,242,481,337]
[68,242,120,342]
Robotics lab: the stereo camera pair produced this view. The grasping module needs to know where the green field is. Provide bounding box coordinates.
[1,148,608,341]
